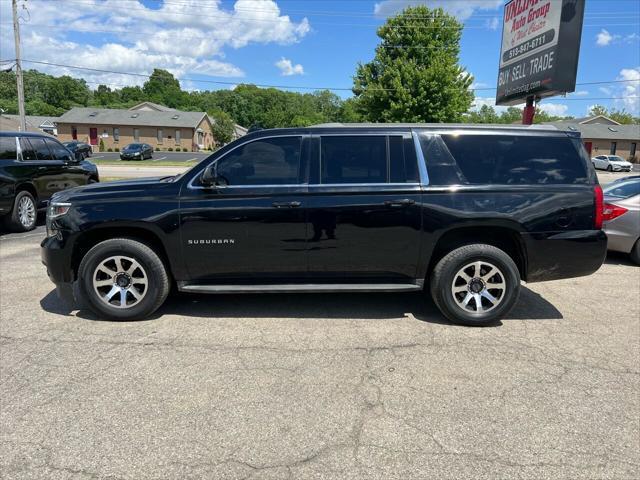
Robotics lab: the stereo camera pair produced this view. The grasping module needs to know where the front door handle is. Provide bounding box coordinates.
[384,199,415,208]
[272,201,301,208]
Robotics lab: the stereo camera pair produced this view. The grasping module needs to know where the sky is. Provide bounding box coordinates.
[0,0,639,117]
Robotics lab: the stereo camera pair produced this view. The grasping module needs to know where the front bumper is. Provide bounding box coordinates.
[41,234,74,284]
[611,165,632,172]
[120,153,141,160]
[523,230,608,282]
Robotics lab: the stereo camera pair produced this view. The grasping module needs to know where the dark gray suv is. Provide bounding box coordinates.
[0,132,99,232]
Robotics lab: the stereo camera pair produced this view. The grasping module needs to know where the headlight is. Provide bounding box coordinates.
[48,202,72,219]
[134,151,141,156]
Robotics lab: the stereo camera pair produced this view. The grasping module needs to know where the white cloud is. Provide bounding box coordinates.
[374,1,502,21]
[571,90,589,96]
[485,17,500,31]
[275,57,304,76]
[616,67,640,113]
[471,97,509,114]
[0,0,310,88]
[596,29,616,46]
[595,29,636,47]
[538,103,569,116]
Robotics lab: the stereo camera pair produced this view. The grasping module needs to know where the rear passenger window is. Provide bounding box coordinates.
[27,138,53,161]
[420,134,588,185]
[19,138,38,161]
[321,136,386,184]
[45,139,73,161]
[389,136,418,183]
[0,137,17,160]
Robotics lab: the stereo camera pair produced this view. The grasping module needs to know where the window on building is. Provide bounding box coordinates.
[175,129,181,145]
[320,136,387,184]
[212,136,302,185]
[610,142,617,155]
[133,128,140,142]
[631,143,637,158]
[157,129,163,144]
[113,128,119,142]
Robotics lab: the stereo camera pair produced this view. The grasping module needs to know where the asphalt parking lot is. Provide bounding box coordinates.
[91,151,210,163]
[1,223,638,479]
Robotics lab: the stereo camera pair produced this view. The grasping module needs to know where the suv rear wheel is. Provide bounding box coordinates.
[430,244,521,326]
[4,190,37,232]
[78,238,169,320]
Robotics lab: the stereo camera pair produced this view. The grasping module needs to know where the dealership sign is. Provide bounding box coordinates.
[496,0,585,106]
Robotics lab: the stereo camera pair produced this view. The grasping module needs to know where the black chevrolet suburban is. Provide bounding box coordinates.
[41,124,607,325]
[1,132,99,231]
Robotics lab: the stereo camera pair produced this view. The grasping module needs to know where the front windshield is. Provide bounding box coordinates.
[124,144,142,150]
[608,156,625,162]
[604,180,640,199]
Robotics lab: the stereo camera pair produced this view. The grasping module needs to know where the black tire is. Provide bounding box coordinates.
[430,244,521,326]
[630,239,640,265]
[77,238,170,321]
[607,165,613,172]
[4,190,37,232]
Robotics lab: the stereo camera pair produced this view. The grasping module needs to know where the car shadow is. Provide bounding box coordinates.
[40,285,563,326]
[604,251,637,267]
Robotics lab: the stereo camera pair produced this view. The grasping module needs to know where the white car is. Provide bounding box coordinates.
[592,155,633,172]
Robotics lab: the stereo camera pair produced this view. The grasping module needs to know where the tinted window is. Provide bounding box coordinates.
[604,180,640,199]
[19,138,38,161]
[46,139,72,161]
[321,136,386,184]
[214,136,302,185]
[0,137,17,160]
[28,138,53,161]
[420,133,588,185]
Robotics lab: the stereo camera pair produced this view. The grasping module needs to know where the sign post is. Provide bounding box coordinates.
[496,0,586,121]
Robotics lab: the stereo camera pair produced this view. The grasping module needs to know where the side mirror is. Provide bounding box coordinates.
[73,151,83,162]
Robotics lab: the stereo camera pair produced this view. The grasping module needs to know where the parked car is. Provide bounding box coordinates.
[120,143,153,160]
[592,155,633,172]
[0,132,99,232]
[42,124,606,325]
[62,141,92,159]
[603,177,640,264]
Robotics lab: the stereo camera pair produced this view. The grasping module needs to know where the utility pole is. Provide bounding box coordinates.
[12,0,26,132]
[522,95,535,125]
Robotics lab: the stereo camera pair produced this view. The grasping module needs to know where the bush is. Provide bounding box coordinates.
[99,138,105,152]
[107,148,113,152]
[168,147,173,151]
[156,147,162,151]
[114,147,119,152]
[182,147,188,152]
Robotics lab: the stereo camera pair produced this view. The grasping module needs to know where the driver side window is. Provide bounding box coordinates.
[214,136,302,186]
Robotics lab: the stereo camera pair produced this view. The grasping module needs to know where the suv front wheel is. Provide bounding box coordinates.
[430,244,521,326]
[78,238,170,320]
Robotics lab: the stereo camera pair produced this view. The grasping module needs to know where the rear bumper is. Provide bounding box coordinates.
[523,230,607,282]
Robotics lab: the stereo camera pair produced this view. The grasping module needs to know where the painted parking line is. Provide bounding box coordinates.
[91,155,105,159]
[152,156,167,162]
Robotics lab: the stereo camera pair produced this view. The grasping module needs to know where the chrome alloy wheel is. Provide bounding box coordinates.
[17,196,36,228]
[93,256,148,309]
[451,261,506,313]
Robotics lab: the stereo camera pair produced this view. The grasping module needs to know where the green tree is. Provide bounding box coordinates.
[353,6,473,122]
[142,69,184,108]
[209,110,235,146]
[588,105,609,117]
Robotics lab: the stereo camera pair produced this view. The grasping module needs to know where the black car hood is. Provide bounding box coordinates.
[51,177,172,202]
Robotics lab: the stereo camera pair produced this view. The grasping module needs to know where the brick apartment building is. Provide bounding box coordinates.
[56,102,219,151]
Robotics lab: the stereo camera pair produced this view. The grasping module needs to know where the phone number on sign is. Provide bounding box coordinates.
[505,31,553,62]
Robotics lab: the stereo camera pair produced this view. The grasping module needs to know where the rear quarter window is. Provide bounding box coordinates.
[420,133,589,186]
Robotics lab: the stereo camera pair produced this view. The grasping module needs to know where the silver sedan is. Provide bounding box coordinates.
[603,177,640,264]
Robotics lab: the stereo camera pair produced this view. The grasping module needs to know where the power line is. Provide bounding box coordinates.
[19,59,640,100]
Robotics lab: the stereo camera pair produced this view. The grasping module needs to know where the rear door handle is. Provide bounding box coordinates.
[272,201,301,208]
[384,199,415,208]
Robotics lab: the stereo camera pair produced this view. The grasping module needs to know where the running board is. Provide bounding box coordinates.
[177,282,422,294]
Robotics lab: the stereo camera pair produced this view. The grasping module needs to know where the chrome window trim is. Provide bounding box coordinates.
[412,131,430,186]
[187,182,421,191]
[187,134,306,190]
